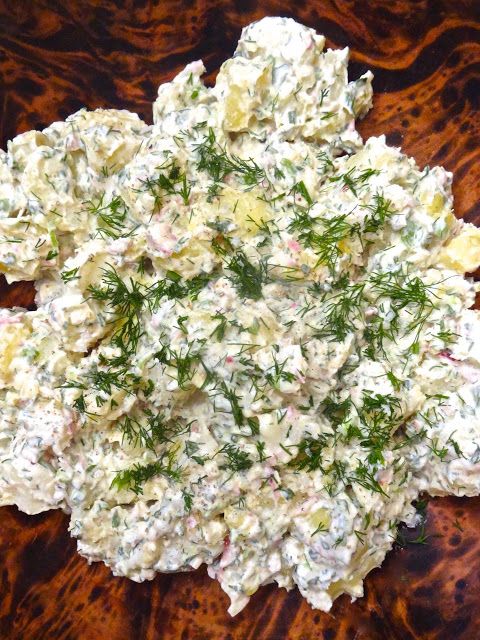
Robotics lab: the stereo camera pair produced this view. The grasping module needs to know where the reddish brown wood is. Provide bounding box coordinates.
[0,1,479,638]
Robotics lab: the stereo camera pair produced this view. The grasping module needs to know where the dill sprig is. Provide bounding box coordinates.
[360,269,439,357]
[211,233,235,257]
[225,250,269,300]
[182,489,193,511]
[264,355,297,389]
[312,275,365,341]
[90,367,141,396]
[363,314,395,360]
[88,265,212,354]
[154,341,204,390]
[289,208,354,273]
[210,312,228,341]
[311,521,329,536]
[288,435,330,472]
[217,381,245,426]
[111,449,183,495]
[84,194,134,239]
[434,328,459,346]
[290,180,313,207]
[120,411,191,451]
[60,267,80,283]
[309,215,353,271]
[184,440,208,466]
[289,190,393,274]
[88,268,144,316]
[369,270,438,336]
[354,391,402,465]
[317,150,334,173]
[329,167,380,197]
[145,270,192,311]
[325,458,388,497]
[207,376,259,435]
[350,460,388,496]
[88,267,145,354]
[217,443,253,472]
[362,193,394,234]
[140,160,192,208]
[321,395,352,428]
[195,127,266,191]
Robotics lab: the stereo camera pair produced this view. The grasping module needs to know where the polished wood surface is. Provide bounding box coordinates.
[0,2,479,638]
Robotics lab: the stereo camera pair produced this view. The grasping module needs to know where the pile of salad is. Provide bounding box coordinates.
[1,17,480,615]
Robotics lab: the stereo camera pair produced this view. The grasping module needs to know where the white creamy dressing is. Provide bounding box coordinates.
[1,17,480,615]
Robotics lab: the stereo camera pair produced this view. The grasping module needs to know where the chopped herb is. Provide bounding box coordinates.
[195,128,266,190]
[311,521,329,536]
[225,250,268,300]
[60,266,80,283]
[111,449,183,494]
[84,194,134,239]
[182,489,194,511]
[329,167,380,197]
[289,435,329,472]
[217,443,253,473]
[141,160,192,208]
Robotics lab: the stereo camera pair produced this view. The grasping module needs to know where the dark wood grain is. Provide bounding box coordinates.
[0,1,479,638]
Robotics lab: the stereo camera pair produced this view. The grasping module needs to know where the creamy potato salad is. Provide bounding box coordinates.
[1,17,480,615]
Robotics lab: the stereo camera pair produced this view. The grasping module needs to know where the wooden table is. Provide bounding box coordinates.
[0,2,479,638]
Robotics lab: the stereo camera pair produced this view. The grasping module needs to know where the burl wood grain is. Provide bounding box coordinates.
[0,1,479,638]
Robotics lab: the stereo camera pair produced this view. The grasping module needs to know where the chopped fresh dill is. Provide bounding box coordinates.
[217,443,253,472]
[289,435,329,472]
[210,312,228,341]
[329,167,380,197]
[120,411,191,451]
[217,381,245,426]
[111,450,183,494]
[369,269,438,334]
[195,127,266,190]
[154,341,204,389]
[311,521,329,536]
[264,354,297,389]
[84,194,134,239]
[140,160,192,208]
[290,180,313,207]
[312,275,365,341]
[60,266,80,283]
[434,328,459,345]
[87,265,211,354]
[182,489,193,511]
[361,193,394,234]
[225,250,269,300]
[321,395,352,428]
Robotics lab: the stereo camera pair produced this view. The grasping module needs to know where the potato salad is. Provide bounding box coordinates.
[1,17,480,615]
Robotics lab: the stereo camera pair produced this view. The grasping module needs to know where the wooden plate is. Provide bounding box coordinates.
[0,2,479,638]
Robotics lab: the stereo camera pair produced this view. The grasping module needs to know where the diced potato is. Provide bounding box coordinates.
[337,238,352,255]
[0,321,30,384]
[426,192,445,216]
[438,224,480,273]
[224,506,247,529]
[224,85,250,130]
[243,582,259,597]
[235,307,281,346]
[155,238,218,279]
[309,507,331,533]
[216,186,272,238]
[327,576,362,600]
[0,219,52,282]
[219,59,271,132]
[61,108,147,172]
